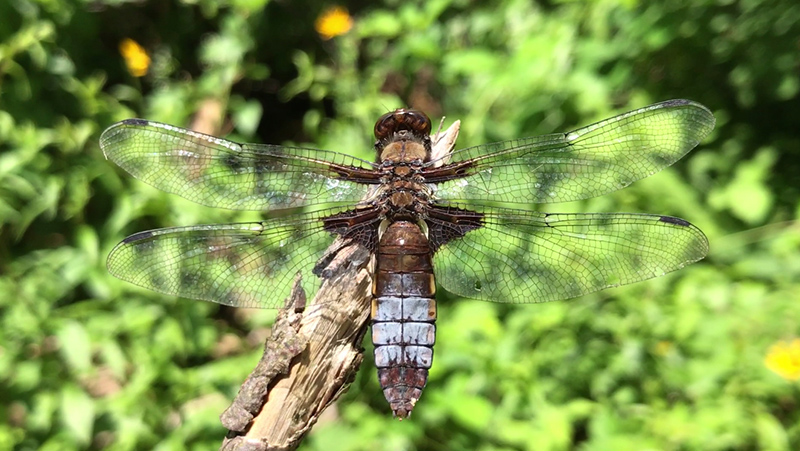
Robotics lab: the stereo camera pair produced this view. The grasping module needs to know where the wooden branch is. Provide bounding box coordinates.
[219,240,372,451]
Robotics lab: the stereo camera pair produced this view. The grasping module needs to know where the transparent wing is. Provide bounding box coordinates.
[100,119,377,211]
[430,206,708,303]
[106,210,358,308]
[429,99,715,204]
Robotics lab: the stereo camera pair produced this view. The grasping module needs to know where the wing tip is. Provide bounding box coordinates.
[658,215,691,227]
[660,99,715,126]
[100,119,151,158]
[658,215,710,260]
[660,98,689,106]
[101,118,150,137]
[121,230,155,243]
[659,99,694,108]
[120,118,150,126]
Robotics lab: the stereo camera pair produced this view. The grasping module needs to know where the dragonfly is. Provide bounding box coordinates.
[101,99,714,418]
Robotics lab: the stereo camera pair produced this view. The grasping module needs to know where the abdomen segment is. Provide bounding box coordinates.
[372,220,437,418]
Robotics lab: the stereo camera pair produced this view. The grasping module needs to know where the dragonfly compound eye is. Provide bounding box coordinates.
[374,109,432,140]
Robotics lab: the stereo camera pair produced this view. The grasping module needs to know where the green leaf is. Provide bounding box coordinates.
[756,412,790,451]
[56,321,91,373]
[60,386,95,445]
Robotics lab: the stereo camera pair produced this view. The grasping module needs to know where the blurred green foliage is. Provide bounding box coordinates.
[1,0,799,450]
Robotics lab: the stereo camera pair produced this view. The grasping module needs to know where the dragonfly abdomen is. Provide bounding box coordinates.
[372,220,437,419]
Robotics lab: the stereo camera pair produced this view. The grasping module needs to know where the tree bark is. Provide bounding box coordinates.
[219,240,373,451]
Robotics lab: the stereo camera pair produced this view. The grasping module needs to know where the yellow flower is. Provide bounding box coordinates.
[764,338,800,381]
[119,38,151,77]
[315,6,353,40]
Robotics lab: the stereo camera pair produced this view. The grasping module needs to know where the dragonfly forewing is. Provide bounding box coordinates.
[430,99,715,205]
[100,119,377,212]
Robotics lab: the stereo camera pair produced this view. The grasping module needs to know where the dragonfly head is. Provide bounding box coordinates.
[374,109,433,163]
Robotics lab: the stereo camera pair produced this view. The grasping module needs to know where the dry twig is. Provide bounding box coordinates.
[220,241,372,451]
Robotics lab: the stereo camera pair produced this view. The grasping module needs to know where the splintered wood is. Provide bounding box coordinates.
[220,242,372,451]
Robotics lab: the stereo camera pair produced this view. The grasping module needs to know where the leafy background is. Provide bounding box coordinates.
[2,0,799,449]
